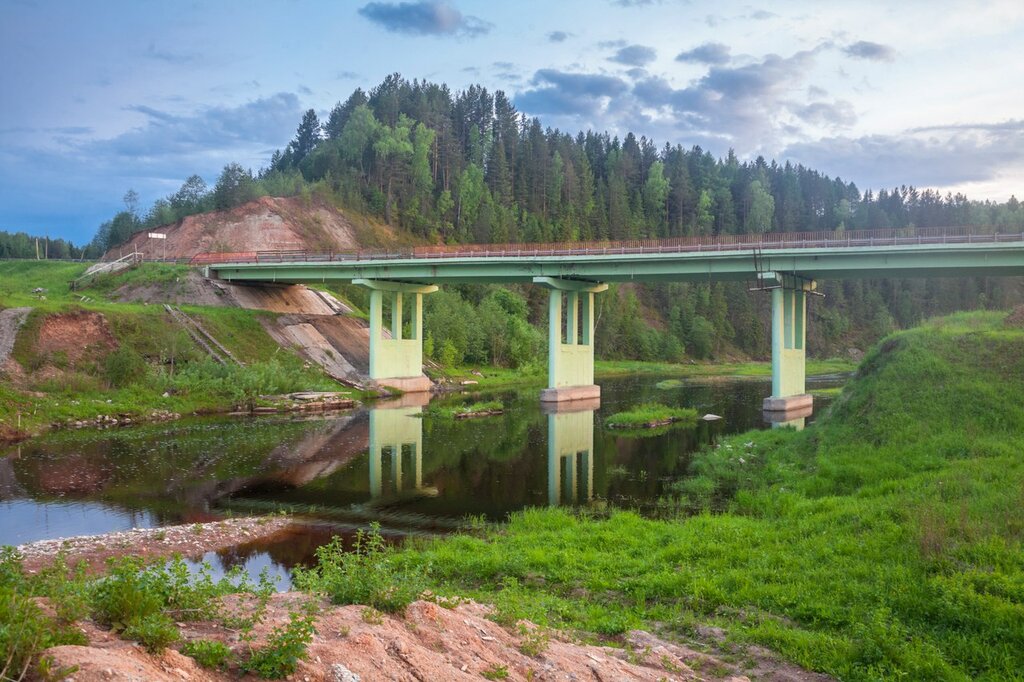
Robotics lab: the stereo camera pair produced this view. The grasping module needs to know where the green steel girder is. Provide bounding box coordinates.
[209,241,1024,285]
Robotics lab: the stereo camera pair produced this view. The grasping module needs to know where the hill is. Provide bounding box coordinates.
[397,311,1024,680]
[105,195,403,261]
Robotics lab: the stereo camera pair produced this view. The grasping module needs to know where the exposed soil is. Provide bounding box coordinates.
[106,196,396,261]
[21,519,833,682]
[112,270,229,307]
[33,310,118,367]
[15,516,296,575]
[0,306,32,364]
[1004,305,1024,327]
[41,595,826,682]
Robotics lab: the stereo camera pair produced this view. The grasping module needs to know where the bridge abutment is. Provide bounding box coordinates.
[354,278,438,393]
[764,275,816,413]
[534,277,608,403]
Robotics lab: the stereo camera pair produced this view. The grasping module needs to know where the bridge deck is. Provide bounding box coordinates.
[205,227,1024,285]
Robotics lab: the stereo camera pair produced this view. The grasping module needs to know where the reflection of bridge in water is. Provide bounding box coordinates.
[367,393,599,509]
[545,398,598,506]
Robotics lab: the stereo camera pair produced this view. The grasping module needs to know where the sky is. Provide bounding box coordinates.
[2,0,1023,243]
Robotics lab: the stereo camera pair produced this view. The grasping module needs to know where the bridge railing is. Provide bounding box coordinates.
[192,226,1024,266]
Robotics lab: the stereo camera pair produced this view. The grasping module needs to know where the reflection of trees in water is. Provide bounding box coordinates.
[9,416,347,518]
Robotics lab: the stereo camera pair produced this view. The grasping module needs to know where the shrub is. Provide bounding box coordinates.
[244,611,316,679]
[293,523,425,613]
[0,549,87,679]
[103,346,148,388]
[124,612,179,653]
[182,639,233,669]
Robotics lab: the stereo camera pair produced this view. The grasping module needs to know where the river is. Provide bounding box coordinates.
[0,373,844,583]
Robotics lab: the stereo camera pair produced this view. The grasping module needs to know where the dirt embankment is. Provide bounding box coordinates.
[105,196,399,261]
[34,310,119,367]
[42,595,783,682]
[108,272,372,385]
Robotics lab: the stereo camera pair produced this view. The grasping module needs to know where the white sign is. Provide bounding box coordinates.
[148,233,167,239]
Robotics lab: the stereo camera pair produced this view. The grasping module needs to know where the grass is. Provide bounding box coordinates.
[393,311,1024,681]
[0,549,322,679]
[423,400,503,419]
[0,261,357,436]
[605,403,699,430]
[596,356,856,379]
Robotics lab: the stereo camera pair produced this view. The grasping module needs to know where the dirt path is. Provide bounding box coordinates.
[0,306,31,364]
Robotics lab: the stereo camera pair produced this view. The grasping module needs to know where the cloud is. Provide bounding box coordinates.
[784,120,1024,188]
[842,40,896,62]
[790,100,856,128]
[609,44,657,66]
[357,1,491,37]
[111,93,304,157]
[0,93,307,240]
[515,69,629,116]
[547,30,572,43]
[612,0,658,5]
[749,9,776,20]
[628,47,834,150]
[675,42,731,65]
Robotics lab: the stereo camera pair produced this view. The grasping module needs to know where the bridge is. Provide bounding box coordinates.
[203,227,1024,415]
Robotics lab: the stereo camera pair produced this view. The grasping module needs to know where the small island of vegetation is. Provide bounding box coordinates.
[424,400,504,419]
[605,403,698,430]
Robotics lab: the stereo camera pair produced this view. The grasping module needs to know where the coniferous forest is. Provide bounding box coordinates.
[33,74,1024,363]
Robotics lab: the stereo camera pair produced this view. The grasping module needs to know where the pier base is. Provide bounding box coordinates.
[377,375,433,394]
[762,393,813,412]
[540,384,601,403]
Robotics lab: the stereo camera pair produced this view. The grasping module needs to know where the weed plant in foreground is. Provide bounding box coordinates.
[0,549,317,679]
[397,311,1024,681]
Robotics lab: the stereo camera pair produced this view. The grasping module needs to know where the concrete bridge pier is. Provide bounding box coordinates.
[354,279,438,393]
[763,274,816,415]
[535,277,608,402]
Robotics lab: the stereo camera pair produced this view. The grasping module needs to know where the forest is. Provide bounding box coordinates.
[12,73,1024,364]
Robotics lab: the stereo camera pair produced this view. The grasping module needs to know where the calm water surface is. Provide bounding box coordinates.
[0,374,843,582]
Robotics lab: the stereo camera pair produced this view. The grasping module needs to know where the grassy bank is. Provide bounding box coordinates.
[395,311,1024,680]
[0,261,355,437]
[436,356,856,392]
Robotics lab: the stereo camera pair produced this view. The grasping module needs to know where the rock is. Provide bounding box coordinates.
[702,413,722,421]
[329,663,360,682]
[460,380,478,385]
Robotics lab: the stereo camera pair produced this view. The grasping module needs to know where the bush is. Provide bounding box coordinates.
[0,549,87,679]
[182,639,233,669]
[244,611,316,679]
[103,346,148,388]
[124,612,179,653]
[293,524,425,613]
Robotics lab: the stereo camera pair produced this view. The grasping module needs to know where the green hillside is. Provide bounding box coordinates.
[397,311,1024,680]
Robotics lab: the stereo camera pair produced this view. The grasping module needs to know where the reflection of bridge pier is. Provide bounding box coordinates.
[368,393,430,499]
[763,402,813,431]
[544,398,599,506]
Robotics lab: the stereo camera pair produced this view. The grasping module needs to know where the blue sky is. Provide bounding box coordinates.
[2,0,1022,242]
